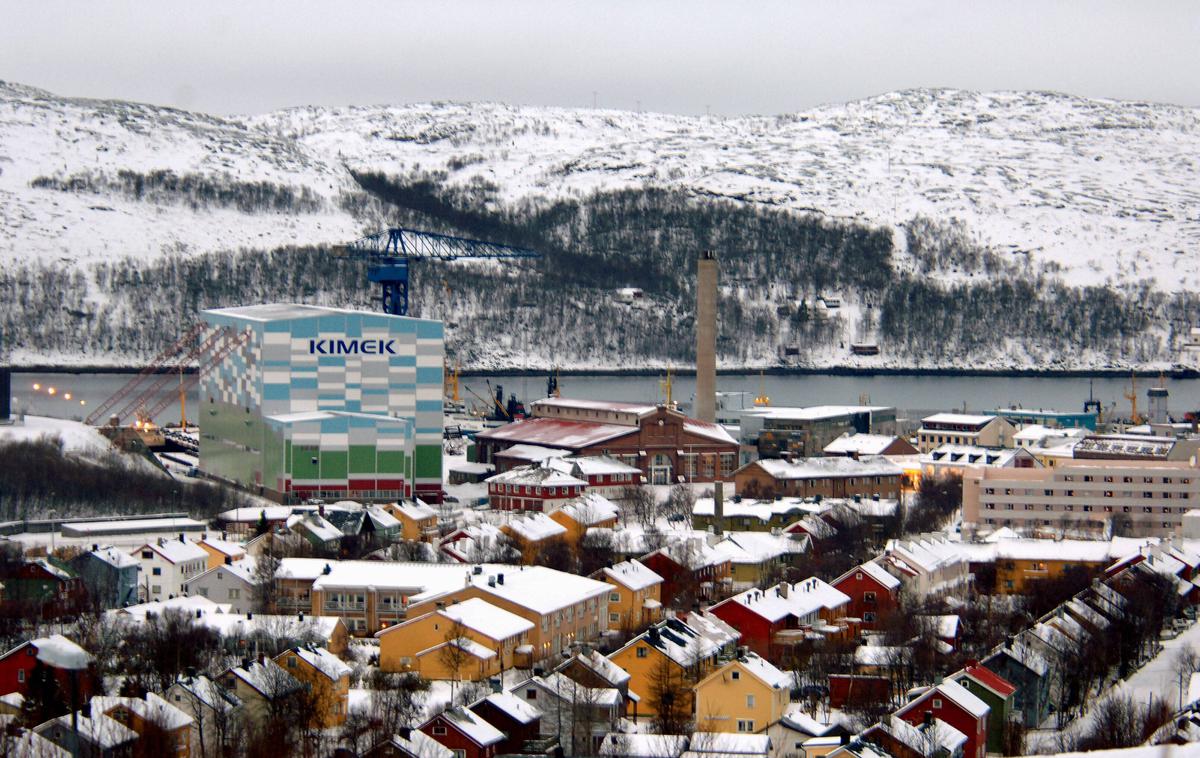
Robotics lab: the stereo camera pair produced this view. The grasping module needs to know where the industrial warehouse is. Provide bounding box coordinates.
[197,303,444,503]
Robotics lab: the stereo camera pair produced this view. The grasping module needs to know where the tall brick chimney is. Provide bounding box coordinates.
[695,251,718,423]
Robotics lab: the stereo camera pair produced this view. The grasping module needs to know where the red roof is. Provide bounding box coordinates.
[475,418,634,450]
[959,662,1017,697]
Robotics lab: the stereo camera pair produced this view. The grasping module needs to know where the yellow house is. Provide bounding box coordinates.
[197,537,247,571]
[694,653,791,734]
[607,612,739,718]
[385,501,440,542]
[376,597,534,680]
[218,658,301,728]
[595,559,663,633]
[400,566,612,664]
[275,646,352,728]
[548,493,621,542]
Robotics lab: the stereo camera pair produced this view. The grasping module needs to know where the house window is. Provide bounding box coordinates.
[637,647,648,658]
[609,613,619,623]
[17,670,25,683]
[863,591,876,603]
[526,689,537,700]
[152,567,162,576]
[864,612,876,622]
[453,751,466,758]
[746,694,755,708]
[432,726,447,735]
[737,720,755,733]
[731,670,740,680]
[932,698,942,709]
[610,592,620,603]
[142,550,153,559]
[288,657,297,668]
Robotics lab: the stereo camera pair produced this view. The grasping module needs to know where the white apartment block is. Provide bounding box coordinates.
[133,537,210,602]
[964,458,1200,538]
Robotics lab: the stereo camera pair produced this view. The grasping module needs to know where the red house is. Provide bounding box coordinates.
[708,578,850,658]
[485,465,588,512]
[895,680,990,758]
[469,692,542,754]
[420,705,505,758]
[640,540,731,607]
[831,561,901,629]
[0,634,96,701]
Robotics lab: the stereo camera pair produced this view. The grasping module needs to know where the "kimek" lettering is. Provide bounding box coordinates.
[308,339,397,355]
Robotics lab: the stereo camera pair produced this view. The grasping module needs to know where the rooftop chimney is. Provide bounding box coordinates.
[695,251,718,423]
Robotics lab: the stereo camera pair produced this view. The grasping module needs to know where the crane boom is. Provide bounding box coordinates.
[341,227,541,316]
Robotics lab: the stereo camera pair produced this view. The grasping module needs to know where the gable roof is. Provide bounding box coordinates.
[711,578,849,624]
[428,706,505,747]
[901,679,989,720]
[476,692,542,725]
[439,597,535,641]
[699,652,790,690]
[475,418,635,450]
[832,561,902,591]
[135,538,208,564]
[955,662,1017,698]
[601,559,663,591]
[285,646,351,682]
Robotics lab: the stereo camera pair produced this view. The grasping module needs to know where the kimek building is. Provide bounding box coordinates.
[197,304,443,503]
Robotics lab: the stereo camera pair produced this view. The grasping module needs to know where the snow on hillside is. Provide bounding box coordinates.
[254,90,1200,291]
[0,80,361,266]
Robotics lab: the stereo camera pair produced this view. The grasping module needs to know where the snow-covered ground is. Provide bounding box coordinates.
[0,414,115,455]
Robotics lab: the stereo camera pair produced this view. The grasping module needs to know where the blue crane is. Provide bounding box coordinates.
[342,227,541,316]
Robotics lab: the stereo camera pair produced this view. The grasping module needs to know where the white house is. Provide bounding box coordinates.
[131,537,209,602]
[184,558,257,614]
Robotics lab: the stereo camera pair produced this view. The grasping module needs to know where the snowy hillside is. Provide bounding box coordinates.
[255,90,1200,292]
[0,80,361,266]
[2,80,1199,370]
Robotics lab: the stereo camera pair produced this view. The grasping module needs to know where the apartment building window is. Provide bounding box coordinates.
[1025,504,1035,510]
[1164,492,1173,499]
[985,488,995,495]
[1163,508,1172,514]
[985,504,995,510]
[1004,504,1013,510]
[1164,522,1173,528]
[737,720,755,733]
[1084,476,1094,482]
[1123,476,1133,483]
[1144,477,1153,483]
[1083,505,1092,512]
[1045,504,1054,511]
[1044,489,1053,497]
[1123,507,1131,513]
[1103,491,1113,498]
[1183,494,1191,500]
[1065,505,1074,511]
[1064,475,1074,482]
[1104,506,1113,513]
[1066,490,1075,496]
[1144,507,1152,514]
[1144,492,1153,498]
[1164,478,1174,484]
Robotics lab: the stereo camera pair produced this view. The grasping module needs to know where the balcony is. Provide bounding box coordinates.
[324,601,366,612]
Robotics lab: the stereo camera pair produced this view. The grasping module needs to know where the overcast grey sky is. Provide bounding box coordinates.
[3,1,1199,116]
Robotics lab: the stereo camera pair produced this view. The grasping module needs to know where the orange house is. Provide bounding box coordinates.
[376,597,535,679]
[548,493,621,542]
[274,646,352,728]
[594,559,663,633]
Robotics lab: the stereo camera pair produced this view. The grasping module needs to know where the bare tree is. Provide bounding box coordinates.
[252,548,282,614]
[623,486,658,529]
[647,657,692,735]
[439,619,473,702]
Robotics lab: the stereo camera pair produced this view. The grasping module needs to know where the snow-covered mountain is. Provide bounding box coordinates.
[2,80,1199,369]
[254,90,1200,292]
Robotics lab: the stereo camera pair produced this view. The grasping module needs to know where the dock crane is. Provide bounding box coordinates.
[341,227,541,316]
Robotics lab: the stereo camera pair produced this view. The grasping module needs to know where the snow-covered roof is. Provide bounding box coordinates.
[91,693,193,731]
[226,658,299,698]
[833,561,901,590]
[494,443,573,462]
[31,558,74,581]
[555,493,621,526]
[435,706,506,746]
[692,495,824,523]
[823,433,906,456]
[600,733,689,758]
[476,417,635,449]
[930,679,990,719]
[689,731,772,755]
[389,729,456,758]
[749,456,902,481]
[479,691,542,724]
[529,672,622,706]
[533,397,658,416]
[683,420,737,445]
[170,674,242,712]
[44,711,137,748]
[464,565,612,614]
[923,444,1032,468]
[275,557,337,580]
[32,634,91,670]
[873,716,967,756]
[921,412,998,428]
[602,559,663,591]
[487,464,587,488]
[650,536,730,570]
[392,500,438,521]
[440,597,535,640]
[954,663,1017,698]
[729,652,790,689]
[419,638,496,660]
[135,537,208,564]
[287,513,343,542]
[199,537,246,559]
[713,578,849,624]
[504,512,569,542]
[87,545,139,569]
[623,613,739,668]
[742,405,889,422]
[114,595,229,621]
[194,609,342,641]
[365,505,402,531]
[711,532,809,565]
[289,646,352,681]
[568,649,632,687]
[4,726,69,757]
[218,505,298,522]
[564,455,642,476]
